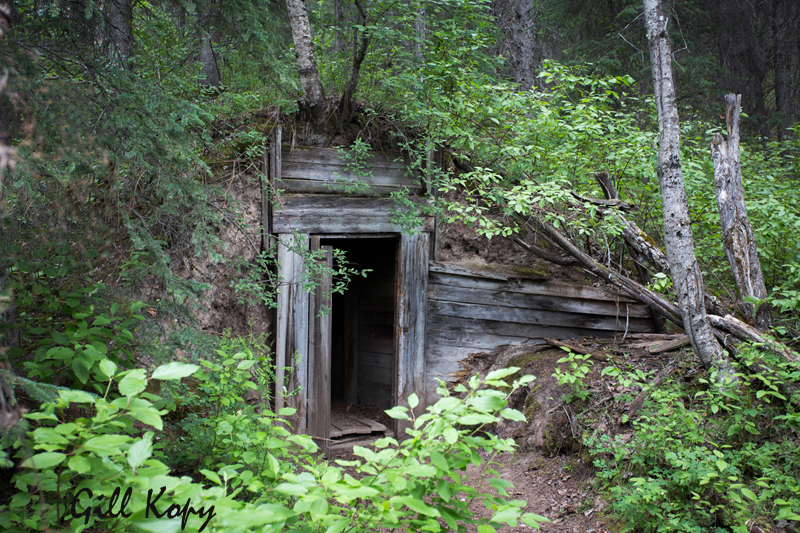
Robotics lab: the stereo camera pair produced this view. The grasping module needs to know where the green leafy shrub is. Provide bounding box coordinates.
[588,347,800,532]
[1,360,550,532]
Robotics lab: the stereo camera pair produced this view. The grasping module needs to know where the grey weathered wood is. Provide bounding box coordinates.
[279,145,420,196]
[645,0,724,369]
[649,334,690,354]
[710,94,771,329]
[275,233,310,433]
[395,232,429,438]
[273,196,434,234]
[430,301,653,332]
[427,313,620,341]
[307,240,332,449]
[428,283,652,318]
[429,262,639,302]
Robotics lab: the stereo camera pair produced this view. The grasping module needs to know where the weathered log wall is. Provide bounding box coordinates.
[425,262,657,403]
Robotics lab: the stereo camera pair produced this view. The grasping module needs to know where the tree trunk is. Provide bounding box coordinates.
[286,0,327,124]
[338,0,370,125]
[773,0,789,138]
[104,0,134,70]
[644,0,725,371]
[199,30,221,87]
[710,94,771,329]
[492,0,539,90]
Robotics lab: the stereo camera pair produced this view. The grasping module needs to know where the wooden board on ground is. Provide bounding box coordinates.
[330,415,387,437]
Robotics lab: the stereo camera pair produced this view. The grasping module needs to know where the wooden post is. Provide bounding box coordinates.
[275,233,310,433]
[710,94,771,329]
[307,239,332,453]
[394,232,429,438]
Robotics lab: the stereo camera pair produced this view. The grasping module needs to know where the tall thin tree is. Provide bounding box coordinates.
[644,0,725,371]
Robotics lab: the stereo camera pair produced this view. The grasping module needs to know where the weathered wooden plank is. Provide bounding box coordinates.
[357,418,386,432]
[395,232,429,438]
[281,163,416,185]
[307,241,332,448]
[428,266,637,303]
[649,334,690,354]
[431,300,654,332]
[428,283,652,318]
[426,328,541,351]
[275,233,310,433]
[274,179,422,196]
[330,416,373,435]
[426,313,621,341]
[273,196,434,234]
[283,145,406,168]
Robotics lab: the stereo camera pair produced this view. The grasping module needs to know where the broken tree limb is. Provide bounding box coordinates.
[710,94,771,329]
[514,237,578,266]
[514,217,799,365]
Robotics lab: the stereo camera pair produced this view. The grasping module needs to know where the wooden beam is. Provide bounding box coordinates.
[395,232,429,438]
[273,196,434,234]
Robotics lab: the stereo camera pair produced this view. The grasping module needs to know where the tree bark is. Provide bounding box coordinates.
[644,0,724,370]
[710,94,771,329]
[338,0,370,125]
[492,0,539,90]
[104,0,134,70]
[199,30,221,87]
[286,0,327,124]
[772,0,789,139]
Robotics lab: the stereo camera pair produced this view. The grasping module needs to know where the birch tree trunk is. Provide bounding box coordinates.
[644,0,724,370]
[710,94,771,329]
[286,0,327,124]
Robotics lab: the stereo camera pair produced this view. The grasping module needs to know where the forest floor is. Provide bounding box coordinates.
[330,334,692,532]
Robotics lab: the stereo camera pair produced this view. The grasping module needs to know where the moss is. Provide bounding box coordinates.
[524,394,541,421]
[511,264,548,277]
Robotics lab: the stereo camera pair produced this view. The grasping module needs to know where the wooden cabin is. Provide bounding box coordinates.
[263,132,657,447]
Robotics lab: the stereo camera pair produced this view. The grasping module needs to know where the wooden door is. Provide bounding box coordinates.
[394,231,429,438]
[307,237,332,450]
[275,233,309,433]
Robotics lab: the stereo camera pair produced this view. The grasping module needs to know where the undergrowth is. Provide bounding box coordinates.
[587,347,800,532]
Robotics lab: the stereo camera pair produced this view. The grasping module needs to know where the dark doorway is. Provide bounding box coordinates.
[321,236,397,439]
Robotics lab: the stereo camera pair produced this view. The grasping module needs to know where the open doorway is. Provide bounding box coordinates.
[320,236,397,443]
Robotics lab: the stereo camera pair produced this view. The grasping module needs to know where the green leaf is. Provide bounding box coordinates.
[119,369,147,396]
[485,367,520,381]
[458,413,495,425]
[201,469,221,485]
[98,359,117,378]
[386,406,410,420]
[129,406,163,430]
[59,390,96,404]
[443,427,459,444]
[278,407,297,416]
[20,452,67,469]
[221,504,297,527]
[83,434,131,456]
[390,496,441,517]
[477,525,496,533]
[127,436,153,469]
[740,487,758,502]
[151,362,199,380]
[275,483,307,496]
[72,359,90,384]
[500,408,526,422]
[408,393,419,410]
[68,455,92,474]
[521,513,551,527]
[430,451,450,473]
